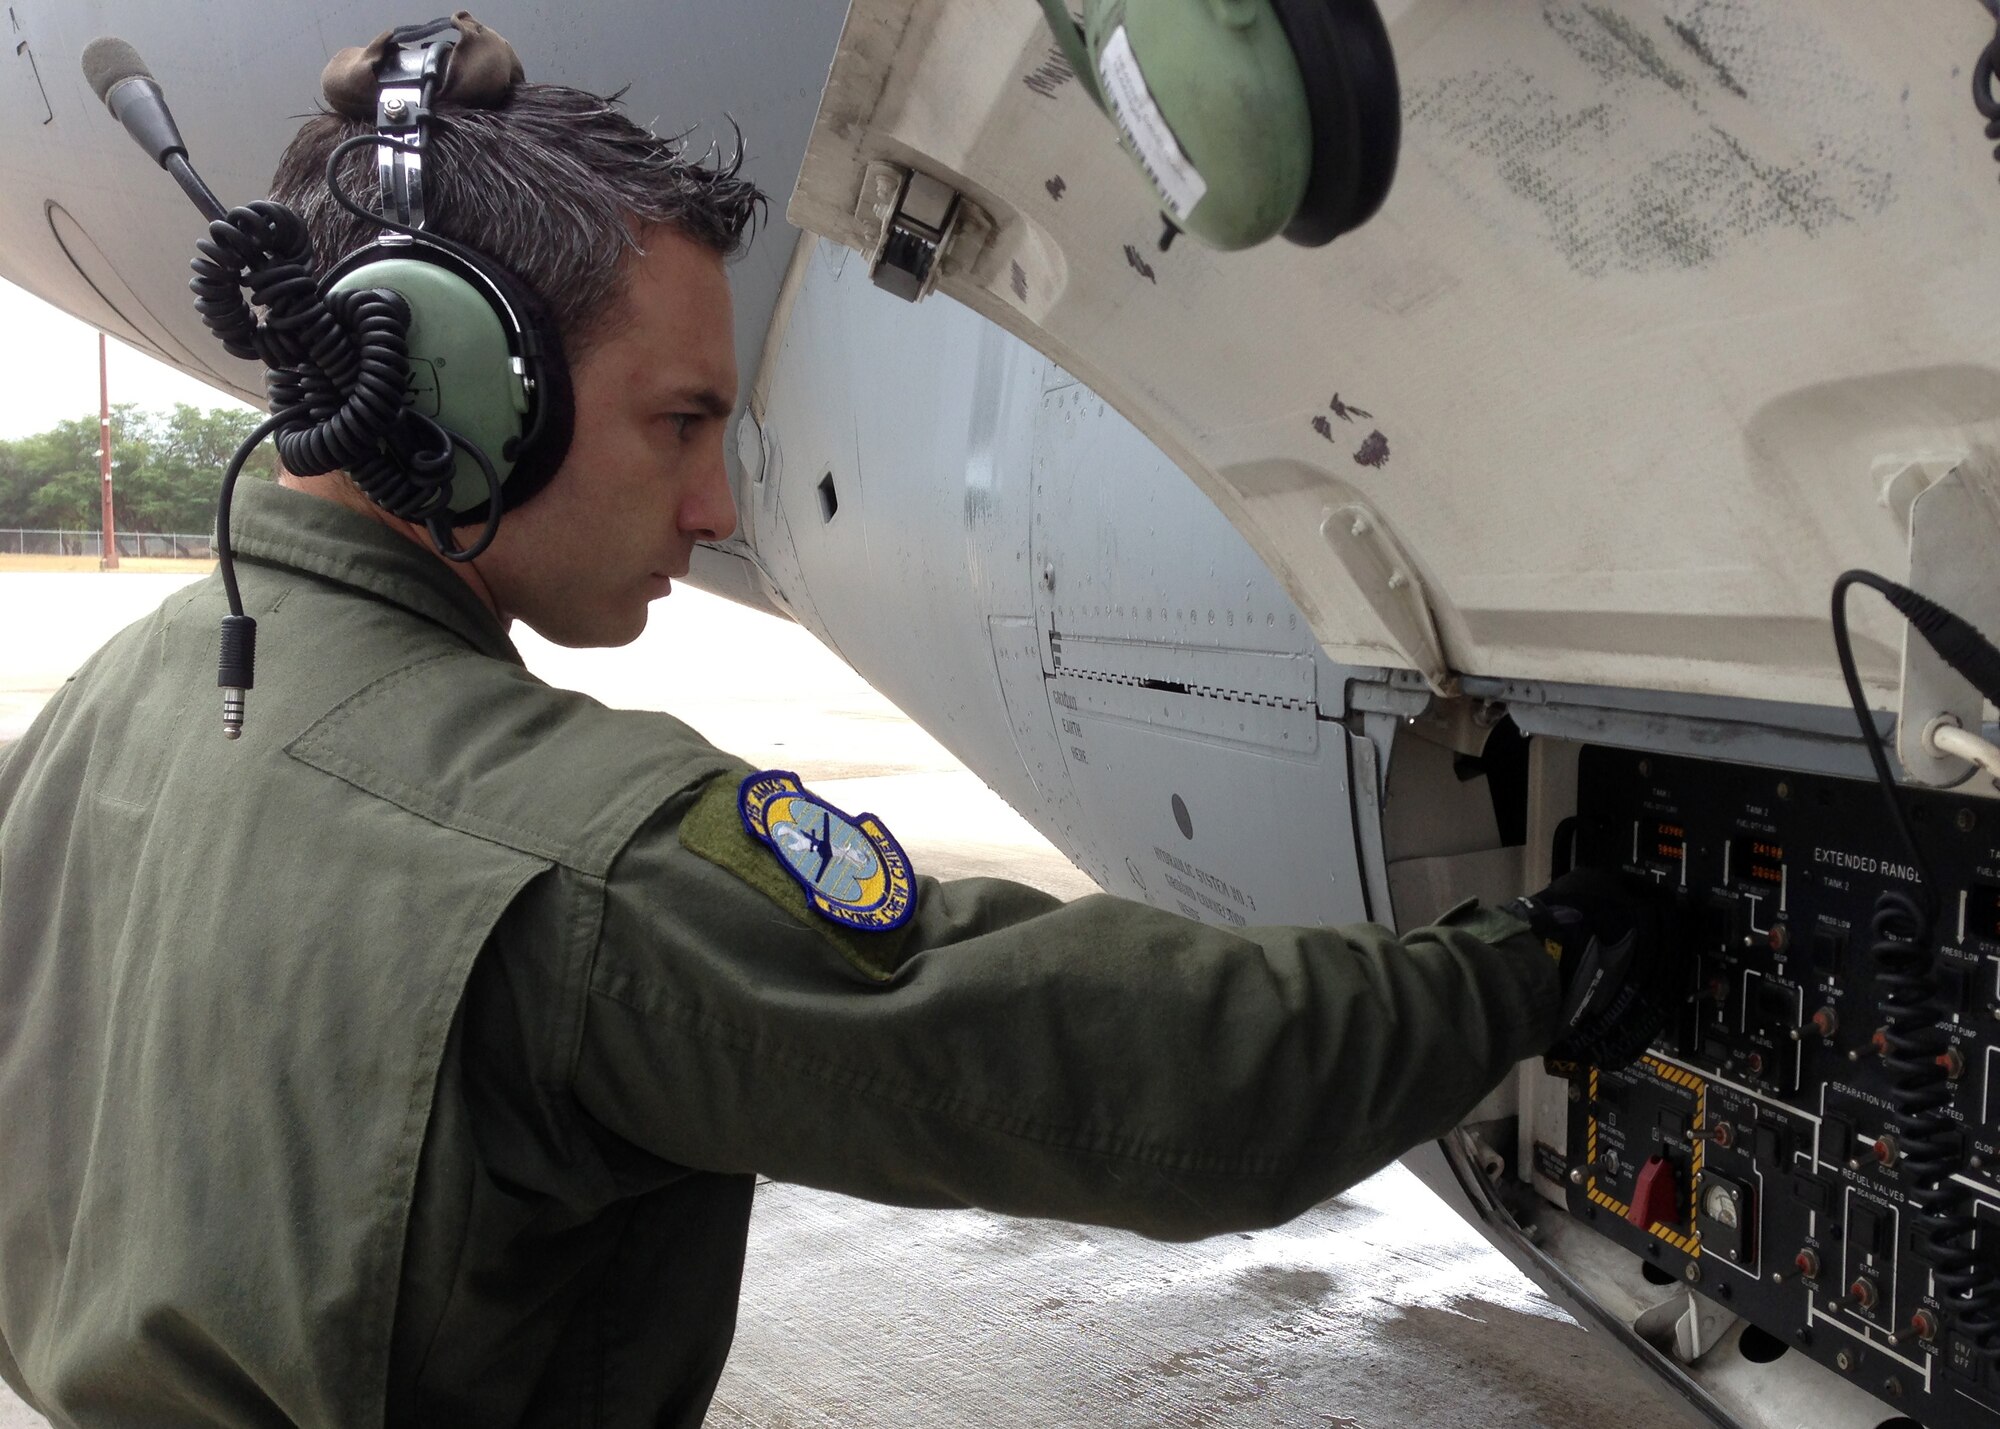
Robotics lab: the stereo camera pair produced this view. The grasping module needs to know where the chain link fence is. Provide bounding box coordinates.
[0,529,214,559]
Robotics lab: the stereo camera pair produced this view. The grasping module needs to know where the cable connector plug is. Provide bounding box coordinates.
[1881,578,2000,709]
[1926,717,2000,788]
[218,614,257,740]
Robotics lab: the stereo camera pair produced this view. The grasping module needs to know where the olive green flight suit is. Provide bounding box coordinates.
[0,480,1557,1427]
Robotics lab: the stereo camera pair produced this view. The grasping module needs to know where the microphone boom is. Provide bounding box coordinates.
[81,36,189,168]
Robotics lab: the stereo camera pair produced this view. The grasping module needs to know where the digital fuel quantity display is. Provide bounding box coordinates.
[1643,820,1688,874]
[1731,837,1785,888]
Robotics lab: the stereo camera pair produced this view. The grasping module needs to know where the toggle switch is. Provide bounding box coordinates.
[1626,1155,1681,1231]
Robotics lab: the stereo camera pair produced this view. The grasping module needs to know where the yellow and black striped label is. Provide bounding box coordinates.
[1581,1059,1704,1257]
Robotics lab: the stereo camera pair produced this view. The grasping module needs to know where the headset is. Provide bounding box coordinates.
[84,15,573,738]
[1036,0,1402,252]
[313,18,575,533]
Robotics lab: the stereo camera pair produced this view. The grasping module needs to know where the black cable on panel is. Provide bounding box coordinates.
[1977,0,2000,182]
[1832,570,2000,1359]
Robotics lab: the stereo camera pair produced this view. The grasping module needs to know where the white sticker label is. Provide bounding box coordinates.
[1096,27,1208,223]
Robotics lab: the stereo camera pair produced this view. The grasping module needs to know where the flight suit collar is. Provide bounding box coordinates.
[228,479,521,664]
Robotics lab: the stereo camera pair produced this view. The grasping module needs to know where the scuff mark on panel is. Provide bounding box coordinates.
[1664,15,1748,99]
[1023,45,1075,100]
[1553,3,1693,97]
[1123,244,1157,283]
[1312,415,1335,443]
[1353,431,1391,469]
[1406,1,1901,275]
[1329,393,1373,423]
[1045,175,1068,202]
[1657,0,1796,104]
[1010,260,1029,301]
[1703,123,1840,232]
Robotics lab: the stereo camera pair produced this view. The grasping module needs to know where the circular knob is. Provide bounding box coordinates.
[1912,1309,1939,1343]
[1809,1007,1839,1039]
[1849,1276,1879,1311]
[1795,1249,1820,1280]
[1874,1136,1900,1169]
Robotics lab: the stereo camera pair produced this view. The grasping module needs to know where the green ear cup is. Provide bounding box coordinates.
[329,256,532,516]
[1038,0,1399,251]
[1091,0,1312,251]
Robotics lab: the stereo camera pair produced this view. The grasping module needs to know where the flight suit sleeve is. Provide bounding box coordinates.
[576,774,1560,1241]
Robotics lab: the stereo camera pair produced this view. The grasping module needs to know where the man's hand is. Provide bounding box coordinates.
[1504,868,1678,1072]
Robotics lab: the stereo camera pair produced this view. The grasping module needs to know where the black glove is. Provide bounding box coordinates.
[1504,868,1672,1072]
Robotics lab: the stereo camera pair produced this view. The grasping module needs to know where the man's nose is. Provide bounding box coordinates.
[684,447,738,544]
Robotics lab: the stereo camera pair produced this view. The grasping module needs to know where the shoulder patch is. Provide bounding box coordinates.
[677,773,919,982]
[738,770,916,933]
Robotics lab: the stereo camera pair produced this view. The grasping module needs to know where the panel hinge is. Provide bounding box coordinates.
[1897,456,2000,792]
[1319,502,1455,697]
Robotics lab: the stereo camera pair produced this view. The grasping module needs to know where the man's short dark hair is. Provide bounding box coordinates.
[271,83,767,355]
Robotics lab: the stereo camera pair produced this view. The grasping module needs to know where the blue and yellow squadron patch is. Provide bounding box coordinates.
[738,770,916,933]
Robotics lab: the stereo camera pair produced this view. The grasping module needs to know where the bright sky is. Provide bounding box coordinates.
[0,279,251,441]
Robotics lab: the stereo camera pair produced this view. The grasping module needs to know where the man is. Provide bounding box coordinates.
[0,28,1668,1429]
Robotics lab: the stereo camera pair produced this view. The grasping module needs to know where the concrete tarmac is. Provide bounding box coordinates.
[0,571,1701,1427]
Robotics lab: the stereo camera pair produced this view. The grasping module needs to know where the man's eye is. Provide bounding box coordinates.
[662,413,698,439]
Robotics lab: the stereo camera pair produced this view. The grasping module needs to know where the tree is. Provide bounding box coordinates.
[119,405,276,534]
[13,417,116,531]
[0,439,37,530]
[0,403,272,535]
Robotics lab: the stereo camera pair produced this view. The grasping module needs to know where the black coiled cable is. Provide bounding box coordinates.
[189,166,504,574]
[1978,0,2000,182]
[1867,887,2000,1341]
[1833,570,2000,1359]
[187,135,505,736]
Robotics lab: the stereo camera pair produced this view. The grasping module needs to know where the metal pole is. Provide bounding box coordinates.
[98,332,118,570]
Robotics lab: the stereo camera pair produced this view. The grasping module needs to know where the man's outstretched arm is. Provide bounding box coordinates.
[572,772,1562,1240]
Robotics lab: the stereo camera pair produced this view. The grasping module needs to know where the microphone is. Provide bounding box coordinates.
[82,37,188,168]
[82,37,225,220]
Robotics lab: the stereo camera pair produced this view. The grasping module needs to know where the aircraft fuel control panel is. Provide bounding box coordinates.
[1555,745,2000,1429]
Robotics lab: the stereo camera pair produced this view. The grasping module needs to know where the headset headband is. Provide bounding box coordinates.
[372,26,450,234]
[321,11,526,120]
[318,12,528,234]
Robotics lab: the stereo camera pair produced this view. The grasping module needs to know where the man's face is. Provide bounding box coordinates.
[478,227,740,647]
